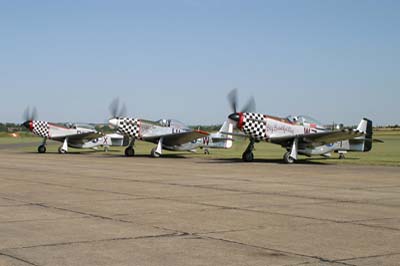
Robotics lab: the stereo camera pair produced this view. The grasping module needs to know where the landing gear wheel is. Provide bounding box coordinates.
[38,145,46,153]
[150,147,161,158]
[58,146,67,154]
[242,151,254,162]
[283,152,295,164]
[125,147,135,157]
[339,153,345,160]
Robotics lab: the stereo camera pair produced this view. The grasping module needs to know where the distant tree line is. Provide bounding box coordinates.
[189,125,223,132]
[0,123,27,132]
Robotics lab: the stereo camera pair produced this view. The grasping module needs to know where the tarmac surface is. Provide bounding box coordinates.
[0,150,399,266]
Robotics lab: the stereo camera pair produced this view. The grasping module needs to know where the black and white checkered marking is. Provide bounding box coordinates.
[242,113,267,140]
[117,118,140,138]
[32,121,49,138]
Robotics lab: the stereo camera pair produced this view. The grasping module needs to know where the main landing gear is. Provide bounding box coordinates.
[283,138,298,164]
[125,138,135,157]
[58,138,69,154]
[242,139,255,162]
[283,151,295,164]
[58,146,67,154]
[38,145,46,153]
[125,147,135,157]
[150,138,163,158]
[37,138,47,153]
[150,147,160,158]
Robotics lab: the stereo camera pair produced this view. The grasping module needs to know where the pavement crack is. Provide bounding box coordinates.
[2,233,189,252]
[135,232,189,239]
[336,251,400,262]
[197,235,356,266]
[0,252,41,266]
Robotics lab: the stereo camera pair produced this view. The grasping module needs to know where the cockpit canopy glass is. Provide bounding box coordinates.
[286,115,325,128]
[156,119,188,129]
[65,123,96,130]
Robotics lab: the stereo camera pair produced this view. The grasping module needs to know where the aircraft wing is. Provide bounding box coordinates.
[52,132,103,143]
[270,130,364,147]
[143,130,209,146]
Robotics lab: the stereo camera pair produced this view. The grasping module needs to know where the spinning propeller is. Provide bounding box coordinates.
[109,98,127,119]
[22,106,38,129]
[227,89,256,122]
[108,98,127,129]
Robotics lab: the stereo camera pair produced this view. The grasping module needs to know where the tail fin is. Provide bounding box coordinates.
[218,121,234,149]
[350,118,373,152]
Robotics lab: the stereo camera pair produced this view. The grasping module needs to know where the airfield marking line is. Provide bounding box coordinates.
[0,252,40,266]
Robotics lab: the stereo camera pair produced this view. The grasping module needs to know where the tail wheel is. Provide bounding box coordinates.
[150,147,161,158]
[125,147,135,157]
[242,151,254,162]
[38,145,46,153]
[58,147,67,154]
[283,152,295,164]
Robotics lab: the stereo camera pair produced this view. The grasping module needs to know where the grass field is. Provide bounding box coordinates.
[2,131,399,166]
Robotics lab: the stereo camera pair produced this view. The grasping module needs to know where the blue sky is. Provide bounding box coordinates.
[1,0,399,125]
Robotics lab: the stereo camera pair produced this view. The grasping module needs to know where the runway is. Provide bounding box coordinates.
[0,150,399,266]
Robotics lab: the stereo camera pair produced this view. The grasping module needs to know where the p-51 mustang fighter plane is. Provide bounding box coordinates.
[226,90,375,164]
[107,99,232,157]
[107,99,208,157]
[166,121,234,154]
[21,107,125,154]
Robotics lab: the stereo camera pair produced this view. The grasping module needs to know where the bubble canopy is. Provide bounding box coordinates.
[286,115,325,128]
[64,123,96,130]
[156,119,189,129]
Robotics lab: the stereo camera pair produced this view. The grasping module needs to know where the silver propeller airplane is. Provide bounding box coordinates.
[168,121,234,154]
[22,107,125,154]
[107,99,233,157]
[226,90,375,164]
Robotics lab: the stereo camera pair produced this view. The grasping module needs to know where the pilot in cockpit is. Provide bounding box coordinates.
[159,119,168,127]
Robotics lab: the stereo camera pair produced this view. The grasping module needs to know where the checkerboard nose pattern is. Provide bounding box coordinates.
[32,121,50,138]
[242,113,267,140]
[117,118,140,138]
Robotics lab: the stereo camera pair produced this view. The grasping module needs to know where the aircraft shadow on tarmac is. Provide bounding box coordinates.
[106,154,188,159]
[203,157,338,165]
[21,148,360,164]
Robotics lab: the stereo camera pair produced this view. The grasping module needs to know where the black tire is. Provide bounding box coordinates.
[242,152,254,162]
[339,153,345,160]
[283,152,295,164]
[38,145,46,153]
[125,147,135,157]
